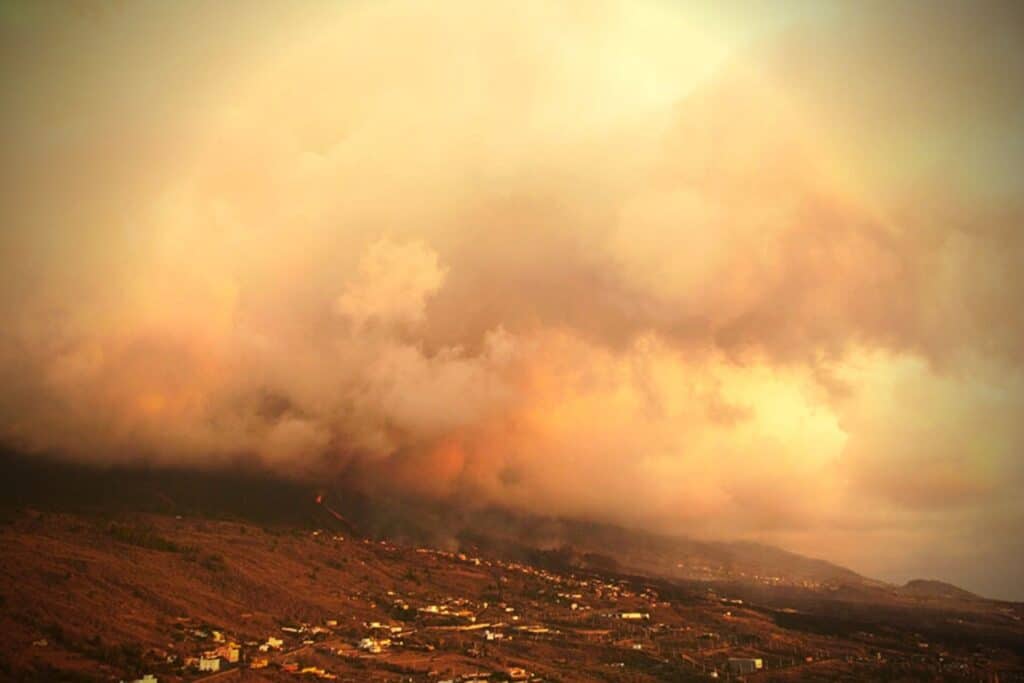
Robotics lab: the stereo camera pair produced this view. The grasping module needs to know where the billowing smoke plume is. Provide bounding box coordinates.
[1,1,1023,598]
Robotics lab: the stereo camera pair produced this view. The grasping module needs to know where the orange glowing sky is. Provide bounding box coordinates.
[1,1,1023,599]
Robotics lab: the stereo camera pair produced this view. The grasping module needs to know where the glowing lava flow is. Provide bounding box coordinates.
[314,492,352,529]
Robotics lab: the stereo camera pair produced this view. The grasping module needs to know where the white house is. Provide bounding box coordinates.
[198,655,221,673]
[619,612,650,620]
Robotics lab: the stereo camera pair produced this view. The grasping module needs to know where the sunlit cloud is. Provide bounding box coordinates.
[1,0,1022,598]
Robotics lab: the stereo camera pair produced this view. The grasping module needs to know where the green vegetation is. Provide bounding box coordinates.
[194,551,227,572]
[83,639,144,672]
[27,661,101,683]
[42,622,70,647]
[106,523,191,553]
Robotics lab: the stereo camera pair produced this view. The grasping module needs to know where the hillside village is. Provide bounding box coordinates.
[2,510,1022,682]
[132,545,781,682]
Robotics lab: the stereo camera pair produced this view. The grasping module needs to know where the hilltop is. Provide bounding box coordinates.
[898,579,983,602]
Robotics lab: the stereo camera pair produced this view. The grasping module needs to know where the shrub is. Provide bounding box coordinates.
[106,524,191,553]
[200,553,227,572]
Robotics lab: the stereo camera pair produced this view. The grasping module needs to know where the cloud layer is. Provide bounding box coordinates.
[1,1,1023,598]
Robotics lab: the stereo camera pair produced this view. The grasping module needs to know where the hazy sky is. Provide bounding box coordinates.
[2,1,1023,599]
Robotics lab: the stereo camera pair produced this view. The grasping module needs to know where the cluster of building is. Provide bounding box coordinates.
[117,528,1010,682]
[356,621,410,654]
[435,667,532,683]
[197,640,239,672]
[152,616,348,677]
